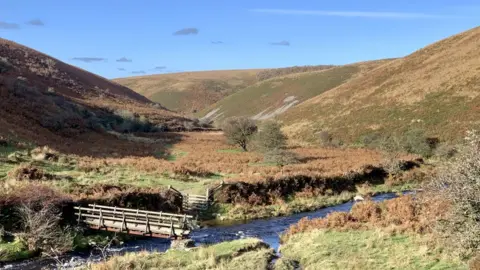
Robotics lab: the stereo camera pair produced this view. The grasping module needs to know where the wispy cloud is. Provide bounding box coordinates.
[116,57,132,63]
[131,70,146,74]
[72,57,107,63]
[251,9,459,19]
[154,66,167,70]
[173,27,199,35]
[27,19,44,26]
[118,68,126,71]
[211,41,224,44]
[270,40,290,46]
[0,21,20,29]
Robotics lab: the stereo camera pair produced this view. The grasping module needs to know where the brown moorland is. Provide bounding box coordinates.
[282,26,480,143]
[0,38,191,155]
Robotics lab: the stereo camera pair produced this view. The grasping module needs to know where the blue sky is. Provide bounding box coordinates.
[1,0,478,79]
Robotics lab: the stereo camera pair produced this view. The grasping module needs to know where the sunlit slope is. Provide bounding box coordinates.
[281,26,480,143]
[199,60,390,122]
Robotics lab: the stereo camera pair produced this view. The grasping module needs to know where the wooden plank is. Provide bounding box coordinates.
[75,208,187,224]
[76,213,187,229]
[86,225,186,239]
[84,205,193,218]
[82,219,190,236]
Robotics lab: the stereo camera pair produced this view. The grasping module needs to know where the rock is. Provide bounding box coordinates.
[170,239,195,251]
[354,195,365,202]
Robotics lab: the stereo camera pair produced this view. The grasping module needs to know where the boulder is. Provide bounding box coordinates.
[170,239,195,251]
[354,195,365,202]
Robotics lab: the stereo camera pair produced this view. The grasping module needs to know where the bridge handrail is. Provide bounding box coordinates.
[85,204,193,219]
[75,212,188,229]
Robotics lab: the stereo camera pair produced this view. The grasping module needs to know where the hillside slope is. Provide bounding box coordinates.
[281,26,480,143]
[199,60,391,122]
[0,38,188,152]
[114,70,262,114]
[114,65,334,114]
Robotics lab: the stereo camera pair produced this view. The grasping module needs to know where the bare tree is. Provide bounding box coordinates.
[17,203,73,254]
[222,117,257,151]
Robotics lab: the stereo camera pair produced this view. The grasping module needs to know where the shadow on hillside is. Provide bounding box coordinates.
[0,77,189,159]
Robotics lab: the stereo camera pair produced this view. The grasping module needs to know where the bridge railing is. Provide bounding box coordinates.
[74,204,196,239]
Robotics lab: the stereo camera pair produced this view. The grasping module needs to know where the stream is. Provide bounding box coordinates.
[1,192,403,270]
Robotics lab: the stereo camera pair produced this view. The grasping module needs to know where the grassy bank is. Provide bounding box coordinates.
[88,238,275,270]
[207,182,415,221]
[279,230,466,270]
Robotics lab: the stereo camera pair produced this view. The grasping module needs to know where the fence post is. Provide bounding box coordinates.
[77,207,82,224]
[99,209,103,228]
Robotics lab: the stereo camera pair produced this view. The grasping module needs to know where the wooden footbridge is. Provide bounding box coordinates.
[75,182,228,239]
[74,204,197,239]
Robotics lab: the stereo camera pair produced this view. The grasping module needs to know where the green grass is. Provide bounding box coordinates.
[218,191,355,221]
[89,238,275,270]
[0,238,34,262]
[280,230,466,270]
[199,65,360,120]
[0,145,21,180]
[0,148,221,195]
[214,182,414,221]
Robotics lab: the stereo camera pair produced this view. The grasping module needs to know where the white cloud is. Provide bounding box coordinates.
[250,9,459,19]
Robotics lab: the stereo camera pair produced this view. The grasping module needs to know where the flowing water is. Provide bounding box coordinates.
[1,193,402,270]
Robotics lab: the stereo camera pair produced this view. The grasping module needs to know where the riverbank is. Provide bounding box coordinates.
[205,182,417,221]
[279,230,465,269]
[89,238,274,270]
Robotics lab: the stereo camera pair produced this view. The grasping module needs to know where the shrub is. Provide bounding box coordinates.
[8,164,56,181]
[317,130,343,148]
[427,130,480,256]
[222,117,258,151]
[0,57,11,74]
[434,143,458,160]
[255,121,287,152]
[17,203,74,253]
[400,129,435,157]
[263,149,300,167]
[114,110,154,133]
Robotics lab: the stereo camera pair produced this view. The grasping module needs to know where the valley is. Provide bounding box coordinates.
[0,12,479,270]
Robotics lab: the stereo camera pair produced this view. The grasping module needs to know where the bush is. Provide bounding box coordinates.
[0,57,11,74]
[428,130,480,256]
[317,130,343,148]
[263,149,300,167]
[400,129,435,157]
[434,143,458,160]
[17,203,74,253]
[222,117,258,151]
[255,121,287,152]
[114,110,154,133]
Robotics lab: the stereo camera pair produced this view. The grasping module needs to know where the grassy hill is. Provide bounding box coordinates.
[114,65,334,115]
[0,38,189,151]
[114,69,262,114]
[281,26,480,144]
[198,60,390,122]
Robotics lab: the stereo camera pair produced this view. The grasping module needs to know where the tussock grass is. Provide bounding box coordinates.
[279,230,466,270]
[89,238,274,270]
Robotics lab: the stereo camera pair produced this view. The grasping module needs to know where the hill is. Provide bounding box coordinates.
[281,26,480,144]
[114,65,334,114]
[0,38,188,152]
[114,69,261,114]
[198,60,390,122]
